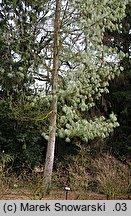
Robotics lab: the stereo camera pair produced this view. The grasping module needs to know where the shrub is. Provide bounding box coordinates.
[92,154,130,199]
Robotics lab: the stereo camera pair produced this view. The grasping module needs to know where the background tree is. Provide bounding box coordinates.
[0,0,52,170]
[103,2,131,160]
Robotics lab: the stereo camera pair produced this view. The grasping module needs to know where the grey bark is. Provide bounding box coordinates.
[42,0,61,196]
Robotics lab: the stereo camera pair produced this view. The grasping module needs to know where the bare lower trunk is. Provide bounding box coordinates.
[42,0,61,196]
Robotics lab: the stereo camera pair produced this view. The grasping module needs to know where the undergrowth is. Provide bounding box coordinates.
[0,148,130,200]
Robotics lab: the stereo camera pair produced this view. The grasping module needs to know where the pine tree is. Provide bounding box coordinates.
[41,0,128,193]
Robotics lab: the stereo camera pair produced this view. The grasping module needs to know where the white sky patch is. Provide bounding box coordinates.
[104,53,119,63]
[11,51,21,62]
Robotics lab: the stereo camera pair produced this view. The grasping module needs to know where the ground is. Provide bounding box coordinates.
[0,189,130,200]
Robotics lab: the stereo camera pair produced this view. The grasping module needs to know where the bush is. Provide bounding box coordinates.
[54,143,91,193]
[92,154,130,199]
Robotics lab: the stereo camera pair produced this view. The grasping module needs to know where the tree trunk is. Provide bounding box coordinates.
[42,0,61,196]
